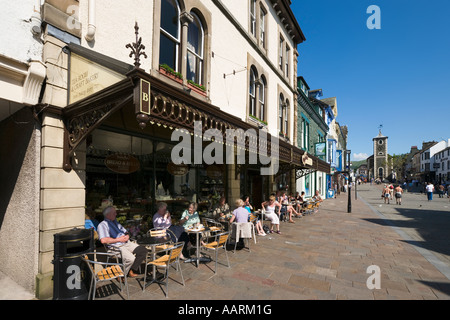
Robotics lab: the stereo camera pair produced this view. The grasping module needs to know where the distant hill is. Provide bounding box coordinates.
[351,160,366,170]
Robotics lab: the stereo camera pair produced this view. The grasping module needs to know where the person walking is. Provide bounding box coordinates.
[438,184,445,198]
[426,182,434,201]
[394,185,403,205]
[382,185,391,204]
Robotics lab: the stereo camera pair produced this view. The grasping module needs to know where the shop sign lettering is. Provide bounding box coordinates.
[105,154,140,174]
[167,162,188,176]
[69,53,125,104]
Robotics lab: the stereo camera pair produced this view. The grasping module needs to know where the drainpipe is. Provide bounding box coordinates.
[85,0,96,42]
[30,0,42,36]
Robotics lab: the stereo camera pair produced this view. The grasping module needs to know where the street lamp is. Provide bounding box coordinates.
[346,150,351,213]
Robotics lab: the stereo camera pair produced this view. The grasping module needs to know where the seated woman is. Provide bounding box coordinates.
[279,192,301,223]
[180,202,200,229]
[243,195,265,236]
[153,202,191,259]
[261,195,282,234]
[180,202,206,246]
[229,199,250,223]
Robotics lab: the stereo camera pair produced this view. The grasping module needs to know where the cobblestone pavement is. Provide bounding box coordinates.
[94,184,450,301]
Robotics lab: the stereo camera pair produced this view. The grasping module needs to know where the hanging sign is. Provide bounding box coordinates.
[105,154,140,174]
[302,154,313,166]
[135,79,151,115]
[315,142,326,157]
[206,164,224,179]
[167,162,189,176]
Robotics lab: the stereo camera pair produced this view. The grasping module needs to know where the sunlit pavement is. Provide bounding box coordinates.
[56,185,450,300]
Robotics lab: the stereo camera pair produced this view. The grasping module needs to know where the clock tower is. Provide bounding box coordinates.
[373,129,388,181]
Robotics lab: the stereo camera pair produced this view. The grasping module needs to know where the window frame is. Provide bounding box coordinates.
[187,12,205,85]
[249,67,257,117]
[250,0,257,37]
[159,0,181,72]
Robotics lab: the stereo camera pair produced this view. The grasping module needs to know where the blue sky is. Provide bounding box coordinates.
[291,0,450,161]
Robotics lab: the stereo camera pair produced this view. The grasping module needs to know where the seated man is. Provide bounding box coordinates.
[211,197,231,221]
[97,206,148,278]
[312,190,323,202]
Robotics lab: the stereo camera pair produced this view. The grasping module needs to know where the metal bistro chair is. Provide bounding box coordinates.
[148,228,178,251]
[279,204,288,222]
[82,251,129,300]
[201,232,230,274]
[143,242,185,298]
[312,201,321,214]
[202,218,224,234]
[303,201,315,215]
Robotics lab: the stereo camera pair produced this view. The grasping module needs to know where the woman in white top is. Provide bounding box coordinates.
[261,195,282,234]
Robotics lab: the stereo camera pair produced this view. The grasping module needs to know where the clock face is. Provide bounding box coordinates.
[378,145,383,152]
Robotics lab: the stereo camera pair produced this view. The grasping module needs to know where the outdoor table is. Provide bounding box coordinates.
[184,225,211,267]
[136,235,172,288]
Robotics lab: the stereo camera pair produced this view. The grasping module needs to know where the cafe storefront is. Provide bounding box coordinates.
[53,42,328,236]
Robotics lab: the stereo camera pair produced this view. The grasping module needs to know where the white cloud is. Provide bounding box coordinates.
[353,152,369,161]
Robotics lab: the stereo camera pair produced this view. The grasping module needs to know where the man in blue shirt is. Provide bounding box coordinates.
[97,206,147,278]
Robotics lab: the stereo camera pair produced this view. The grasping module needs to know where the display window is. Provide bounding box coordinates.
[85,128,225,237]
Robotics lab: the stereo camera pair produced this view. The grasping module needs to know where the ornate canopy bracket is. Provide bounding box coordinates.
[296,168,317,180]
[62,93,133,172]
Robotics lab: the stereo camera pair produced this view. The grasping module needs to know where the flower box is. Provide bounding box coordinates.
[159,64,183,84]
[187,81,207,96]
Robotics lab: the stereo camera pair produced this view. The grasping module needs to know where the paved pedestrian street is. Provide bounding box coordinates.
[94,185,450,301]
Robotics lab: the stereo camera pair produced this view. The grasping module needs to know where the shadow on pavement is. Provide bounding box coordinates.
[362,207,450,259]
[418,281,450,296]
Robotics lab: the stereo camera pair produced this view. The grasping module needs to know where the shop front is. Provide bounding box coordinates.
[59,43,285,235]
[51,42,326,238]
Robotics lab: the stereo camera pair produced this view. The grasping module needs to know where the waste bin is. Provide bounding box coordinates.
[52,228,94,300]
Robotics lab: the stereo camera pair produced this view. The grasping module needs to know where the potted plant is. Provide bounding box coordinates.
[159,64,183,84]
[279,131,288,139]
[249,114,268,127]
[187,79,206,96]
